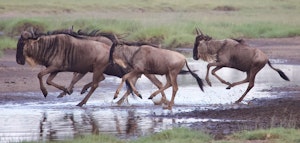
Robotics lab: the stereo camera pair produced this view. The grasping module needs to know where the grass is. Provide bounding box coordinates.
[227,128,300,143]
[0,0,300,52]
[20,128,300,143]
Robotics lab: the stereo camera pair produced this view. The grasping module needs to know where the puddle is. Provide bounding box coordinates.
[0,58,299,142]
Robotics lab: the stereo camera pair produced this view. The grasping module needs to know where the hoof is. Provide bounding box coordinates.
[163,106,172,110]
[234,100,242,104]
[67,89,73,95]
[80,90,86,94]
[138,94,142,99]
[76,102,84,107]
[42,90,48,98]
[148,96,153,100]
[57,92,67,98]
[226,86,231,90]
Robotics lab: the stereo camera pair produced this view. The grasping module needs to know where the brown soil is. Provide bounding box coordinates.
[1,37,300,139]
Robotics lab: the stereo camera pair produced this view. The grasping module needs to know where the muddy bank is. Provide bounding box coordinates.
[166,96,300,139]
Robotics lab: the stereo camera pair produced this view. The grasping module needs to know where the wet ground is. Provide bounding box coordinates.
[0,37,300,142]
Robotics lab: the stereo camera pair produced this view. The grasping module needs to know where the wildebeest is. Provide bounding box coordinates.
[193,28,290,103]
[17,29,168,105]
[109,40,204,110]
[49,29,169,105]
[16,30,110,106]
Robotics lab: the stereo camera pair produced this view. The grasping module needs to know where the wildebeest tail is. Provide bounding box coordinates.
[179,69,198,74]
[109,41,118,64]
[185,60,204,91]
[268,60,290,81]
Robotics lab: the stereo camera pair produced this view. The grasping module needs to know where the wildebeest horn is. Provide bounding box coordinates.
[113,34,120,44]
[196,27,203,36]
[30,27,36,38]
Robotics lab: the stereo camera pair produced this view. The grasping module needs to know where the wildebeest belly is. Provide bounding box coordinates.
[228,48,267,72]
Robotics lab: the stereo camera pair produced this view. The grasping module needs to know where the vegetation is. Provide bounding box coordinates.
[0,0,300,54]
[21,128,300,143]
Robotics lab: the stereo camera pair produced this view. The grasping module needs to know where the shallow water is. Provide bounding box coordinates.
[0,58,299,142]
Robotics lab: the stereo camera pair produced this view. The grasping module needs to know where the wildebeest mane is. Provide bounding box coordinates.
[121,41,159,48]
[77,29,119,43]
[232,38,246,45]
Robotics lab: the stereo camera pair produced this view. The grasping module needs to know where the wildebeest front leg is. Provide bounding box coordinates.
[46,72,69,95]
[116,76,139,105]
[37,66,59,97]
[211,66,231,87]
[57,73,86,98]
[206,62,227,86]
[114,71,142,100]
[77,71,105,107]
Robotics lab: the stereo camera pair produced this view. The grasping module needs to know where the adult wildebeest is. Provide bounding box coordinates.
[49,29,169,105]
[16,30,110,106]
[193,28,290,103]
[109,40,204,110]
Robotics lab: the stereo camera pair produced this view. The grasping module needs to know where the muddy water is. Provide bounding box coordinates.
[0,58,299,142]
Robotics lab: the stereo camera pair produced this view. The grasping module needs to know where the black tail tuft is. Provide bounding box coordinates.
[185,60,204,92]
[278,70,290,81]
[268,61,290,81]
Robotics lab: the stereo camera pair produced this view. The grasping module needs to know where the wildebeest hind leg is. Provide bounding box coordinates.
[145,74,168,105]
[226,72,250,89]
[167,74,178,110]
[235,67,261,103]
[148,74,172,100]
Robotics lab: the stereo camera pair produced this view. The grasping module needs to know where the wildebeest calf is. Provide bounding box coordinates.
[110,40,204,110]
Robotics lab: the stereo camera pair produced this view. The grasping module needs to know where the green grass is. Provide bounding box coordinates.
[0,0,300,50]
[227,128,300,143]
[20,128,300,143]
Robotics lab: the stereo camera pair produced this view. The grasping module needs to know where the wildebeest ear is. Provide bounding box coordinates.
[21,31,33,39]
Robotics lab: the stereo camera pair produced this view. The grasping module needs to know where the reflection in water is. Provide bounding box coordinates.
[0,59,299,142]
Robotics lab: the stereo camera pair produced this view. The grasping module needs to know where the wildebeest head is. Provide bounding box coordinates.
[193,28,212,60]
[16,31,36,65]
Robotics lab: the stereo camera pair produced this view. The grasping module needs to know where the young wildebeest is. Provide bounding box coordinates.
[109,40,204,110]
[49,29,168,105]
[16,30,110,106]
[193,28,290,103]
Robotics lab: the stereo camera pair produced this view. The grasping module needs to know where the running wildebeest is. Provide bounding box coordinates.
[16,30,110,106]
[49,29,169,105]
[18,29,168,105]
[193,28,290,103]
[109,39,204,110]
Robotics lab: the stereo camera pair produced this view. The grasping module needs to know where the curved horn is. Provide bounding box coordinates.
[30,27,36,38]
[195,28,200,35]
[196,27,203,35]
